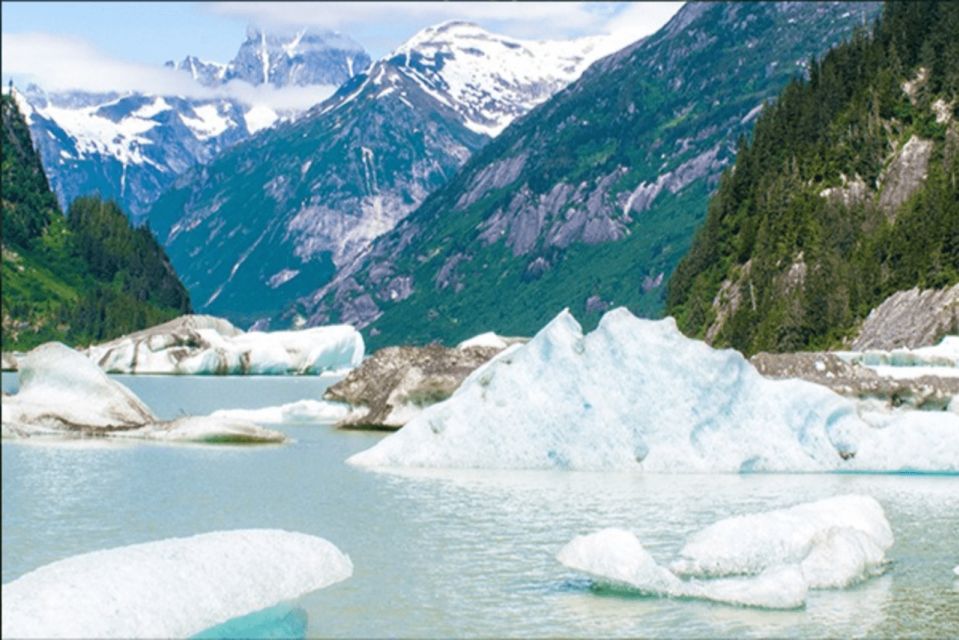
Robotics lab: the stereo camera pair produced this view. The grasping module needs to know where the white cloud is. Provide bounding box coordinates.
[210,2,684,56]
[1,32,335,111]
[1,3,685,104]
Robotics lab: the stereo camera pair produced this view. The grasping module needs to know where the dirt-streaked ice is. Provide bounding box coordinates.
[1,529,352,638]
[2,342,284,443]
[86,315,364,375]
[349,308,959,472]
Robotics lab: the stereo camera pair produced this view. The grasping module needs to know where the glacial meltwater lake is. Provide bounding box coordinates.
[2,372,958,638]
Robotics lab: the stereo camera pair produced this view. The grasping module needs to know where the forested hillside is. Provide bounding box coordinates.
[290,2,879,349]
[2,94,191,350]
[668,1,959,354]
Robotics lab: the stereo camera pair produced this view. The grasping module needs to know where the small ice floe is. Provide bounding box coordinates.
[211,399,350,424]
[1,529,352,638]
[2,342,284,444]
[85,314,364,375]
[557,495,892,610]
[348,308,959,472]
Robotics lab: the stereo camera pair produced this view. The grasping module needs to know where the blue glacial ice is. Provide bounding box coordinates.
[1,529,352,639]
[349,308,959,472]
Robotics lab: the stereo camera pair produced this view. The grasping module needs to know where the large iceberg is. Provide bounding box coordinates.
[1,529,352,639]
[348,308,959,472]
[85,314,364,375]
[558,495,892,610]
[2,342,284,443]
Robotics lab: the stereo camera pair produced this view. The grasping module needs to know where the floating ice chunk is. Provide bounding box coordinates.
[119,416,286,443]
[86,315,364,375]
[954,564,959,577]
[3,342,155,433]
[671,495,892,587]
[2,342,284,444]
[559,495,893,611]
[1,529,352,639]
[349,308,958,471]
[211,400,350,424]
[837,335,959,378]
[557,529,807,609]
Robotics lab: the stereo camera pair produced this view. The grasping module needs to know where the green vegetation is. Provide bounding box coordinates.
[306,3,878,349]
[668,1,959,355]
[2,94,191,350]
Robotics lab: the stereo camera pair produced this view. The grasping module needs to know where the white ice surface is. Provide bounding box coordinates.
[457,331,510,350]
[2,342,285,444]
[558,495,893,610]
[837,336,959,375]
[2,342,155,433]
[671,495,893,588]
[349,308,959,472]
[211,400,349,424]
[1,529,352,639]
[557,529,808,610]
[86,315,364,375]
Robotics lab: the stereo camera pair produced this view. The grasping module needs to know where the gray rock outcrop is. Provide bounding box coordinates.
[324,344,506,430]
[751,351,957,411]
[852,284,959,350]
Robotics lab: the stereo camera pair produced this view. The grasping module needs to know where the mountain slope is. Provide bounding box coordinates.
[667,0,959,354]
[293,2,880,348]
[17,29,369,221]
[1,94,191,350]
[148,22,618,326]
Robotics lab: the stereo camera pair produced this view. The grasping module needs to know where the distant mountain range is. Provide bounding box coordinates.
[148,22,621,325]
[290,1,881,348]
[14,28,370,221]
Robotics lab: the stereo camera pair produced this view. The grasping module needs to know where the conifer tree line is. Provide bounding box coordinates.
[668,0,959,354]
[2,94,191,349]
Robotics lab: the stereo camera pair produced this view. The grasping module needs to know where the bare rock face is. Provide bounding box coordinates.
[324,344,504,430]
[1,352,18,371]
[852,284,959,351]
[751,351,958,411]
[878,135,933,218]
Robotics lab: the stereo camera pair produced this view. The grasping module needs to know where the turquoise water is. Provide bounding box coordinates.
[2,372,958,638]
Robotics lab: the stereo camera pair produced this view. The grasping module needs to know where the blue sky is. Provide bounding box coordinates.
[1,2,682,107]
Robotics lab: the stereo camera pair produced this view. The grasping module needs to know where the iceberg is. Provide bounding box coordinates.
[210,399,350,424]
[85,314,364,375]
[348,308,959,472]
[2,342,284,444]
[1,529,352,639]
[558,529,808,609]
[670,495,892,588]
[837,335,959,379]
[558,495,892,610]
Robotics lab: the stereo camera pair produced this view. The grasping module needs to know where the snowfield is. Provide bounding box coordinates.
[1,529,352,638]
[2,342,285,444]
[349,308,959,472]
[558,495,892,609]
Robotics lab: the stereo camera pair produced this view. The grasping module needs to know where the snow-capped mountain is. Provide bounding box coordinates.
[17,29,370,221]
[148,22,622,324]
[167,27,370,88]
[383,21,617,136]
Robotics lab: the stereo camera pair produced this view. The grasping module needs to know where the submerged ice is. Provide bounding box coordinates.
[349,308,959,472]
[2,342,285,443]
[1,529,352,639]
[558,495,892,610]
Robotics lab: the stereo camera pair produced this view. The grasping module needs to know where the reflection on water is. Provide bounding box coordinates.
[2,373,958,638]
